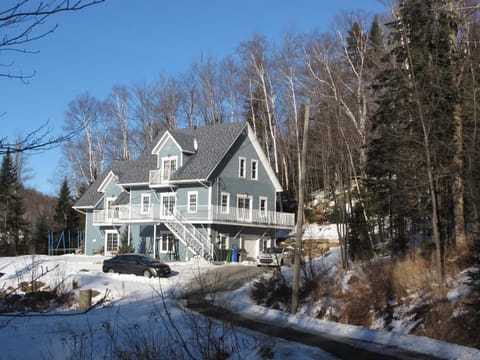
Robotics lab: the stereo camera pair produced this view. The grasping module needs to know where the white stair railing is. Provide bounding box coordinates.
[163,208,215,261]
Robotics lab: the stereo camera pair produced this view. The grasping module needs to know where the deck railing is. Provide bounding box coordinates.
[93,204,294,228]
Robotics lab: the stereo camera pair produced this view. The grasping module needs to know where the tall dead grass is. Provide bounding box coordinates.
[391,256,438,297]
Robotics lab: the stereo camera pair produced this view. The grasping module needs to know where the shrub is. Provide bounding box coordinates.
[250,271,291,311]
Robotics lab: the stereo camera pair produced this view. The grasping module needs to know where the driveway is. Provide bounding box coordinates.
[182,264,441,360]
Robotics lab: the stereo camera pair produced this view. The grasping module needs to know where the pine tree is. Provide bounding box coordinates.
[366,0,463,280]
[33,214,49,254]
[0,150,26,255]
[53,177,79,233]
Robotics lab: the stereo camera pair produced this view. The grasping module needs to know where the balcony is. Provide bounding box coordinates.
[149,169,175,186]
[93,204,295,229]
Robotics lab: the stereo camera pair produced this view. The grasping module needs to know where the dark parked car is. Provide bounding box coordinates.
[102,254,171,278]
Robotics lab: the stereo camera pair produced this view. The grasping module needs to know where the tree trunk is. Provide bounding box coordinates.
[291,99,310,314]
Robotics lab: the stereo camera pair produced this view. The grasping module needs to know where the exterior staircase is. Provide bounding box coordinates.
[163,209,215,261]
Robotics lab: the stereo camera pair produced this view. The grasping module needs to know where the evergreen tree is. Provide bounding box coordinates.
[53,177,79,233]
[33,214,49,254]
[0,150,26,255]
[366,0,463,278]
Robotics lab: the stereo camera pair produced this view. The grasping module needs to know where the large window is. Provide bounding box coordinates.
[237,194,252,221]
[162,156,177,181]
[141,193,151,214]
[161,193,176,217]
[220,192,230,213]
[238,157,246,178]
[188,191,198,213]
[251,159,258,180]
[105,230,119,254]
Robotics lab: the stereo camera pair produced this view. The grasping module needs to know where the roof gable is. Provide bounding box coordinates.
[151,130,196,156]
[171,122,247,181]
[97,171,118,193]
[246,124,283,192]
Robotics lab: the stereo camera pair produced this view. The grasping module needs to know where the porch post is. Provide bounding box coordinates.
[153,224,157,258]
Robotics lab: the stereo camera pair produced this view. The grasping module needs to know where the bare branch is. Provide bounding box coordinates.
[0,0,105,80]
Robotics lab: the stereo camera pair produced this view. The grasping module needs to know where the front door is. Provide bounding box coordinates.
[105,230,119,256]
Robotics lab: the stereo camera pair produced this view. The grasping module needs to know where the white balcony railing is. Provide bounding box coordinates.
[93,204,294,228]
[149,169,174,186]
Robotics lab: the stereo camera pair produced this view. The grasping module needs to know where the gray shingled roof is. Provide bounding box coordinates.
[170,132,196,153]
[171,122,246,180]
[74,122,247,208]
[113,191,130,205]
[74,160,130,208]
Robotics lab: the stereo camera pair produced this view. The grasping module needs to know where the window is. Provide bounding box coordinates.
[162,156,178,181]
[220,192,230,213]
[237,194,252,220]
[259,197,268,217]
[141,193,151,214]
[105,231,119,254]
[239,157,246,178]
[105,197,118,219]
[188,192,198,213]
[251,159,258,180]
[160,233,175,253]
[161,193,176,217]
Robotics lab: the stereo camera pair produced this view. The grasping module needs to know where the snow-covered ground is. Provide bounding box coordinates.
[0,253,478,359]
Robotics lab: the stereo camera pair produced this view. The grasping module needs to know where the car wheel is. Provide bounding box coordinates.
[280,259,284,266]
[107,268,115,273]
[143,270,152,278]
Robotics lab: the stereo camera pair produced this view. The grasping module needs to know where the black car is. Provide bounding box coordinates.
[102,254,171,278]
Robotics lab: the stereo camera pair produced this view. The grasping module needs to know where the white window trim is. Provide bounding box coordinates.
[220,192,230,213]
[161,192,176,217]
[105,196,117,220]
[158,232,175,253]
[237,193,253,221]
[238,157,246,178]
[141,193,151,214]
[251,159,258,180]
[259,196,268,217]
[188,191,198,213]
[161,155,178,181]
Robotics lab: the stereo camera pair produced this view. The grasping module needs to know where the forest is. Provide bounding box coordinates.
[1,0,479,282]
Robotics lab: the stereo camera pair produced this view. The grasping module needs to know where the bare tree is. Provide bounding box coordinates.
[239,34,280,174]
[130,81,163,152]
[155,75,180,129]
[62,94,109,186]
[193,55,226,125]
[106,85,132,161]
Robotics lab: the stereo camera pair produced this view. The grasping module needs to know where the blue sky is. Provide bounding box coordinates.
[2,0,385,196]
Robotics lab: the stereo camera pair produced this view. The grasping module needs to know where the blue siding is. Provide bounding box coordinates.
[211,134,276,211]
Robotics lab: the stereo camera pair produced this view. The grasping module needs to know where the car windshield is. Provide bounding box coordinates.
[265,247,283,254]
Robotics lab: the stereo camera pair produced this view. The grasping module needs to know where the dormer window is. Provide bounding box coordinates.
[162,156,177,181]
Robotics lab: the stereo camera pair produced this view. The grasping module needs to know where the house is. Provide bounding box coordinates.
[73,122,295,262]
